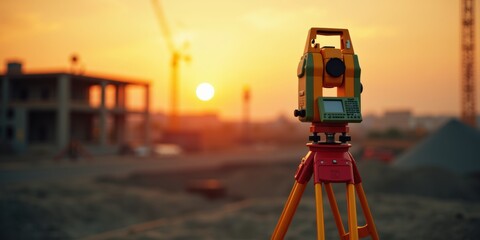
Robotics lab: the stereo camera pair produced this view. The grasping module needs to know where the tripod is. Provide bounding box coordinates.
[271,123,379,240]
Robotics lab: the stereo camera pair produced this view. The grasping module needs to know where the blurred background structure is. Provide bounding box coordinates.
[0,61,150,155]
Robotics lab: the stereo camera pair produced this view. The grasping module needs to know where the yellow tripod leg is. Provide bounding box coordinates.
[346,183,359,240]
[324,183,347,238]
[356,183,380,240]
[271,181,306,240]
[314,183,325,240]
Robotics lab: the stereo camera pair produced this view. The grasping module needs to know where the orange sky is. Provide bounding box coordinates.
[1,0,479,121]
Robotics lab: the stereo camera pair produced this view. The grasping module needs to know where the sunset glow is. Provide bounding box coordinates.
[0,0,479,121]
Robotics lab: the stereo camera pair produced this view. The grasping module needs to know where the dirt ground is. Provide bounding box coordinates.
[1,158,480,240]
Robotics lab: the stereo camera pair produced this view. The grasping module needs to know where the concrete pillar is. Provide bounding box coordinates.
[115,84,126,109]
[114,85,120,109]
[144,84,151,148]
[12,107,27,152]
[120,85,126,109]
[57,75,70,149]
[0,76,8,142]
[99,81,107,146]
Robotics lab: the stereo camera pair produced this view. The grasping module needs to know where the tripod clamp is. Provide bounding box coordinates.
[309,123,352,144]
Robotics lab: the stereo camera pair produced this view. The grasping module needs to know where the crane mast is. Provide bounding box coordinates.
[461,0,476,127]
[151,0,187,131]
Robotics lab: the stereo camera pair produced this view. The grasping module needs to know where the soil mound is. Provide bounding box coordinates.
[394,119,480,174]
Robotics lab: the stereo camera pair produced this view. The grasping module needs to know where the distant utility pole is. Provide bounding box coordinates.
[461,0,476,127]
[242,86,251,143]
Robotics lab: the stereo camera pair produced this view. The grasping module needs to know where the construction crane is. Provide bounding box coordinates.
[461,0,476,127]
[151,0,190,131]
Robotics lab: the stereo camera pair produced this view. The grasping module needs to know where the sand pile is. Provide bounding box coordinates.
[395,119,480,174]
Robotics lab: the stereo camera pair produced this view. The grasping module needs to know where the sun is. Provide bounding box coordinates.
[196,83,215,101]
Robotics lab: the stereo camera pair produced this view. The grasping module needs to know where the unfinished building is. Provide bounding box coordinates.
[0,62,150,155]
